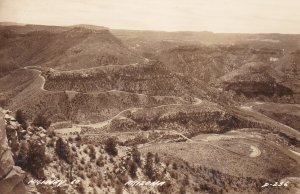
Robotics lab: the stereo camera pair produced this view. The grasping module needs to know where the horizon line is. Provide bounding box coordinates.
[1,21,300,35]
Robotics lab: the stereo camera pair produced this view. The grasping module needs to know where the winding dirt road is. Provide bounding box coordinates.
[23,66,48,91]
[23,66,297,161]
[76,97,203,130]
[249,145,261,157]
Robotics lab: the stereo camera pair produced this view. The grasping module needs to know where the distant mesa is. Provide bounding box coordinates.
[69,24,109,31]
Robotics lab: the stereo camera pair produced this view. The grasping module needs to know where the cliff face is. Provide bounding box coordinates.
[0,111,26,194]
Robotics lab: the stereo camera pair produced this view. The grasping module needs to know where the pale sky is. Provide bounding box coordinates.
[0,0,300,33]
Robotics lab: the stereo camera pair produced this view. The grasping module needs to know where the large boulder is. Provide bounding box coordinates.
[0,112,26,194]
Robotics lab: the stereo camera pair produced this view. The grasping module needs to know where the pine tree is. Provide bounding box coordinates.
[15,141,29,168]
[27,140,46,178]
[104,138,118,156]
[128,160,137,178]
[55,137,73,164]
[15,109,28,129]
[32,114,51,129]
[144,152,154,180]
[131,145,141,166]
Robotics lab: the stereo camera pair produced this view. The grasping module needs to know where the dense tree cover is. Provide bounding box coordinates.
[15,109,28,129]
[55,137,73,164]
[32,114,51,129]
[104,137,118,156]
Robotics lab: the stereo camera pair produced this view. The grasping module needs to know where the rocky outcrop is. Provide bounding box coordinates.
[43,62,206,97]
[0,111,26,194]
[224,81,294,98]
[219,62,295,102]
[109,101,239,135]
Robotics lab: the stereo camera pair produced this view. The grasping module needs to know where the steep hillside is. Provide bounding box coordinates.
[158,45,284,83]
[252,102,300,131]
[107,100,236,134]
[219,62,295,102]
[0,69,37,106]
[0,25,143,77]
[0,67,194,124]
[1,24,300,194]
[44,61,209,98]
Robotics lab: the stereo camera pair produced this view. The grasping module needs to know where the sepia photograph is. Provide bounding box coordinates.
[0,0,300,193]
